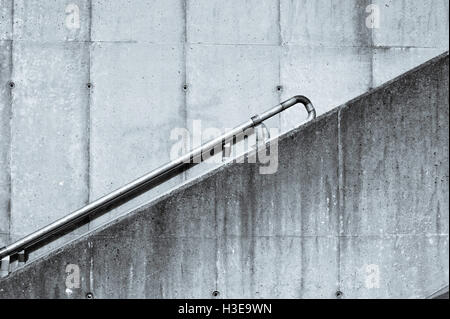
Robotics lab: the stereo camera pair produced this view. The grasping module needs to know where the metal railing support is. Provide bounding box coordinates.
[0,256,10,278]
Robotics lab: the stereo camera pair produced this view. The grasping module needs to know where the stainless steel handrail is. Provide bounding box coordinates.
[0,95,315,263]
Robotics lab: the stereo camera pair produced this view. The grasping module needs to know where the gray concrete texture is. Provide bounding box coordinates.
[0,52,448,298]
[0,1,448,256]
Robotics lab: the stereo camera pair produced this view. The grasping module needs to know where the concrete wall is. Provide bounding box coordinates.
[0,1,448,253]
[0,52,447,298]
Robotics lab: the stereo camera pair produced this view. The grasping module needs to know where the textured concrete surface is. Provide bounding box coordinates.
[89,42,185,228]
[0,0,12,41]
[372,0,449,48]
[13,0,91,42]
[280,0,371,46]
[280,45,372,131]
[0,0,448,262]
[339,54,449,298]
[188,0,280,45]
[372,47,446,87]
[91,0,184,43]
[10,42,90,241]
[185,44,281,178]
[0,53,447,298]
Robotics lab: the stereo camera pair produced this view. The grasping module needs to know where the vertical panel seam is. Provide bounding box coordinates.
[214,180,219,294]
[277,0,282,129]
[182,0,188,182]
[7,0,15,243]
[369,0,375,90]
[337,108,344,291]
[86,0,93,221]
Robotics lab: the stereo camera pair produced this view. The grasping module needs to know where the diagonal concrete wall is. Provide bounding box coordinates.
[0,52,447,299]
[0,0,448,260]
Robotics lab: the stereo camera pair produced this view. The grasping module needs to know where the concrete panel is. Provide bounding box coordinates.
[213,116,340,298]
[10,42,90,240]
[0,0,12,40]
[13,0,90,42]
[92,236,216,298]
[0,239,92,299]
[217,237,338,298]
[89,42,185,228]
[91,174,218,298]
[91,0,184,43]
[0,40,11,246]
[186,44,280,135]
[372,47,447,87]
[339,235,449,298]
[340,54,449,236]
[372,0,449,49]
[280,0,371,46]
[187,0,279,45]
[91,221,217,298]
[185,44,280,178]
[214,114,340,238]
[280,45,371,131]
[213,114,339,298]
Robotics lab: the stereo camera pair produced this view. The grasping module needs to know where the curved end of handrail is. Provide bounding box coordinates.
[281,95,316,122]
